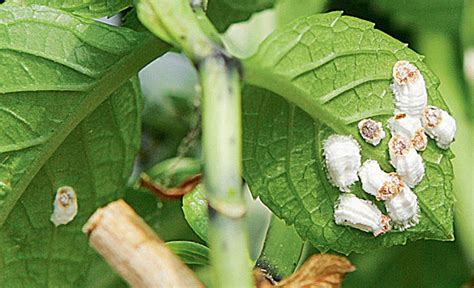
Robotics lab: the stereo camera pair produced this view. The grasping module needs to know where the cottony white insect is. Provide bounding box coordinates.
[422,106,457,149]
[391,61,427,118]
[334,194,391,236]
[50,186,78,226]
[323,135,361,192]
[385,184,420,230]
[358,160,401,201]
[358,119,386,146]
[389,135,425,187]
[388,113,428,151]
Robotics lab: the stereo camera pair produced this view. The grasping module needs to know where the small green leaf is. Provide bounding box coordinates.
[207,0,275,32]
[8,0,132,18]
[147,157,201,188]
[257,216,304,280]
[242,12,455,254]
[183,184,209,242]
[0,4,167,285]
[166,241,210,266]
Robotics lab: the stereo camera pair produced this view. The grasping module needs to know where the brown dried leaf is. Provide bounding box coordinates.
[139,173,202,199]
[254,268,275,288]
[255,254,355,288]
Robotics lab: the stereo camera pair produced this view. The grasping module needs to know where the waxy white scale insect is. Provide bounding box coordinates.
[391,61,427,118]
[50,186,78,227]
[358,160,401,201]
[388,113,428,151]
[358,119,386,146]
[422,106,457,149]
[388,135,425,187]
[334,194,391,236]
[385,184,420,230]
[323,135,361,192]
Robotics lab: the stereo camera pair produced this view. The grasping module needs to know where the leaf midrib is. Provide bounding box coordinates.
[0,34,168,225]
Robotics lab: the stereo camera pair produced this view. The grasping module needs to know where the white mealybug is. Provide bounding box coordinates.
[358,119,386,146]
[388,113,428,151]
[334,194,391,236]
[323,135,361,192]
[358,160,401,201]
[422,106,457,149]
[388,135,425,187]
[50,186,78,227]
[385,183,420,230]
[391,61,428,118]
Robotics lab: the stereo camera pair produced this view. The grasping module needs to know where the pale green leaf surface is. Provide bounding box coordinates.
[0,4,167,285]
[166,241,210,266]
[183,184,208,243]
[242,12,455,254]
[8,0,132,18]
[207,0,275,32]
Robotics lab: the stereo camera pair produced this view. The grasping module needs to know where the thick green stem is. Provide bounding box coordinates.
[201,55,253,288]
[136,0,253,284]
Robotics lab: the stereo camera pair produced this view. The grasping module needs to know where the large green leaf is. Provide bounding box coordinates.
[8,0,132,18]
[242,12,455,254]
[0,4,167,285]
[207,0,275,32]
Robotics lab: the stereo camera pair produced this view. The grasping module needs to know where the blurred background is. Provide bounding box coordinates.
[100,0,473,287]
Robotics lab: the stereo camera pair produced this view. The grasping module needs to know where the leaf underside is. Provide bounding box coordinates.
[242,12,455,254]
[0,4,166,285]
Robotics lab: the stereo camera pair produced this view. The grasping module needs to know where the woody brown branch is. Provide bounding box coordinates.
[82,199,204,288]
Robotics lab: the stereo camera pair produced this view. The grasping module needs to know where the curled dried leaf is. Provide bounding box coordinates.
[255,254,355,288]
[138,173,202,199]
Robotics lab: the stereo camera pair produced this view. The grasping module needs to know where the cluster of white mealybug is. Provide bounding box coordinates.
[327,60,457,236]
[359,160,419,230]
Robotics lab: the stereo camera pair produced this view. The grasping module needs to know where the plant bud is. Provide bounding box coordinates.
[50,186,78,226]
[385,184,420,230]
[388,136,425,187]
[422,106,456,149]
[388,113,427,151]
[334,194,391,236]
[358,119,386,146]
[323,135,361,192]
[391,61,427,118]
[358,160,401,201]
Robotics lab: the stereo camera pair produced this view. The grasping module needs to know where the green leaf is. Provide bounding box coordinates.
[146,157,201,188]
[257,215,304,280]
[166,241,210,266]
[242,12,455,254]
[0,4,167,285]
[8,0,132,18]
[183,184,209,242]
[207,0,275,32]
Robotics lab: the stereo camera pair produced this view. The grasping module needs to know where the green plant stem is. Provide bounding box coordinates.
[200,54,253,288]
